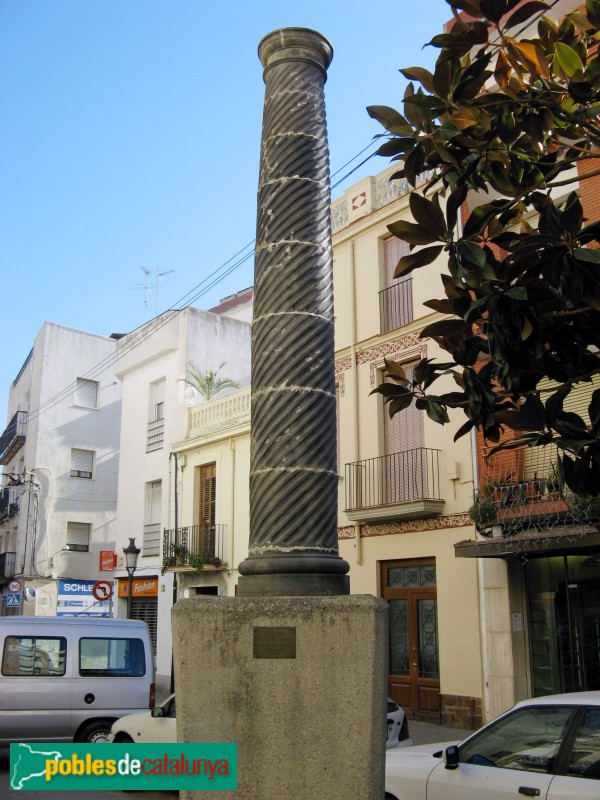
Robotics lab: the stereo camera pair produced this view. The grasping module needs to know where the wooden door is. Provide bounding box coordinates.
[382,560,440,720]
[198,463,216,555]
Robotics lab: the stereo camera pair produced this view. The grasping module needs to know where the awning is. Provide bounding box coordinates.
[454,524,600,558]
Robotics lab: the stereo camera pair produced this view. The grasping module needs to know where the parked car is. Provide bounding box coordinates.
[110,694,177,743]
[0,616,155,745]
[110,694,412,748]
[385,691,600,800]
[387,698,412,748]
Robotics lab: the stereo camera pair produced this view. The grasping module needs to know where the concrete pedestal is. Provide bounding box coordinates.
[172,595,388,800]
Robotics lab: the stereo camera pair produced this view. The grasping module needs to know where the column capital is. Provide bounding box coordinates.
[258,27,333,79]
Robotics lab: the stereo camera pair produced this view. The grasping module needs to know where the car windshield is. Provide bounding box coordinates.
[459,706,574,773]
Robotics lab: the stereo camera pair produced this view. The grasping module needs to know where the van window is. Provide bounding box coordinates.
[2,636,66,677]
[79,637,145,677]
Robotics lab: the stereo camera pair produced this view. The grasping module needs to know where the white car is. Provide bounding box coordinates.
[385,691,600,800]
[109,694,412,748]
[109,694,177,743]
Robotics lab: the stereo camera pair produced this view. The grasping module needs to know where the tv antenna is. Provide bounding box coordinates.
[128,266,175,321]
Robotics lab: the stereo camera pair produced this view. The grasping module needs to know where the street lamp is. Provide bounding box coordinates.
[123,537,140,618]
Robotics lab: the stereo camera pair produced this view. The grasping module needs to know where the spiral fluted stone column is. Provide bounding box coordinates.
[238,28,349,596]
[174,31,387,799]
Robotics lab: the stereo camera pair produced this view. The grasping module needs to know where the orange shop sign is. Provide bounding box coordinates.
[99,551,117,571]
[118,576,159,598]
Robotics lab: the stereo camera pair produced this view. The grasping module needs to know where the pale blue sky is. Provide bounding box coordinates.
[1,0,450,420]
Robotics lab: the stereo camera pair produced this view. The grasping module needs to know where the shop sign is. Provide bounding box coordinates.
[99,551,117,571]
[118,576,159,598]
[57,579,110,617]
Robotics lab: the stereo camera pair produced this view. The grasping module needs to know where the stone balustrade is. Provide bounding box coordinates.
[185,387,251,439]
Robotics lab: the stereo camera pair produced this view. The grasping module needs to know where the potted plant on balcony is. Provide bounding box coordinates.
[468,494,499,537]
[161,543,189,574]
[188,553,223,571]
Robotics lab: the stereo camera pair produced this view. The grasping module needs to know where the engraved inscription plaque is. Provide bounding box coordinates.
[253,626,297,659]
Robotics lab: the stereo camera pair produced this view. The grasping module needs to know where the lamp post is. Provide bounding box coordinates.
[123,537,140,618]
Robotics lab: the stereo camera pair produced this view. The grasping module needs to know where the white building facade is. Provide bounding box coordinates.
[0,322,121,617]
[113,307,251,695]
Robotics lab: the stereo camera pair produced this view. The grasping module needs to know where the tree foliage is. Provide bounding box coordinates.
[183,362,240,402]
[368,0,600,496]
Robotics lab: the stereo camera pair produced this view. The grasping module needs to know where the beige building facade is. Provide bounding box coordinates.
[332,165,484,729]
[170,164,485,728]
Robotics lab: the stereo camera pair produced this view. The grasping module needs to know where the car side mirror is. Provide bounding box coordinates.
[151,707,164,718]
[444,745,460,770]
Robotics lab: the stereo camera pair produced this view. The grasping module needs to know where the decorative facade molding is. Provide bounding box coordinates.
[335,333,428,386]
[338,513,472,540]
[334,356,352,376]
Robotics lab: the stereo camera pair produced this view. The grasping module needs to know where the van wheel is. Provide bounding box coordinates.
[77,720,113,743]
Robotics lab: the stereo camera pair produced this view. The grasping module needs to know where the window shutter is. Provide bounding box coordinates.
[384,363,424,455]
[75,378,98,408]
[149,379,166,421]
[384,237,409,289]
[199,464,216,526]
[66,522,90,550]
[149,481,162,524]
[71,449,93,478]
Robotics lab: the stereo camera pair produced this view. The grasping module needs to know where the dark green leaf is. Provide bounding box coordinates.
[366,105,413,135]
[394,245,445,277]
[383,358,407,381]
[504,287,528,300]
[388,220,440,246]
[409,192,447,239]
[421,319,467,338]
[554,42,584,77]
[389,394,414,416]
[505,1,549,29]
[399,67,435,94]
[454,419,475,440]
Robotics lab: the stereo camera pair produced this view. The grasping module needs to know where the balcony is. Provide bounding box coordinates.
[0,411,28,465]
[344,448,444,522]
[162,523,227,572]
[0,551,16,580]
[471,444,570,532]
[379,278,413,334]
[0,489,18,522]
[185,388,251,439]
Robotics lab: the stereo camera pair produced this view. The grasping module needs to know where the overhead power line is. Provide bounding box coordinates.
[22,141,383,426]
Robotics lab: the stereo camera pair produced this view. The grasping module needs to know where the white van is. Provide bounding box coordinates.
[0,616,155,745]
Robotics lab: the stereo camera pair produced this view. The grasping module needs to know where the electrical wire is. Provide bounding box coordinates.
[21,143,383,425]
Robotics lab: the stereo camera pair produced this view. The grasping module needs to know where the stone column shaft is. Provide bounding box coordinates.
[238,28,349,596]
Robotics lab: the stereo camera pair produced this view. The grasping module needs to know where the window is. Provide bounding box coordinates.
[79,637,145,677]
[75,378,98,409]
[149,378,165,422]
[143,480,161,557]
[147,378,166,451]
[2,636,66,676]
[66,521,90,552]
[567,709,600,780]
[459,705,573,773]
[380,236,413,333]
[70,448,94,479]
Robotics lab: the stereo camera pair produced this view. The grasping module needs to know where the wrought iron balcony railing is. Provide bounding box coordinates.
[345,448,442,517]
[379,277,413,334]
[0,489,18,522]
[472,444,569,529]
[0,411,28,465]
[162,523,226,570]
